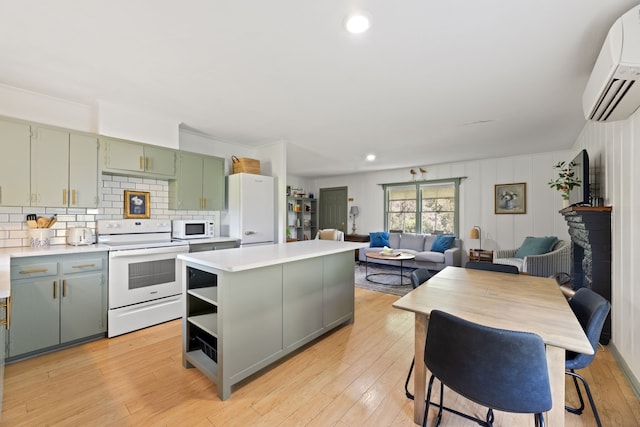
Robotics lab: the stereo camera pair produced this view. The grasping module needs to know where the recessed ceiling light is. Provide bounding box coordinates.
[366,154,376,161]
[345,13,371,34]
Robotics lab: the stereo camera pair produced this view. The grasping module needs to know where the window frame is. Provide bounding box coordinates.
[383,178,461,236]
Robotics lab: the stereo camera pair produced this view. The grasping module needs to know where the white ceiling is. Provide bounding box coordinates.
[0,1,638,177]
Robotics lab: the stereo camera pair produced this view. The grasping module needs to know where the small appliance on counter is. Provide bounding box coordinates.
[172,220,215,239]
[66,227,94,246]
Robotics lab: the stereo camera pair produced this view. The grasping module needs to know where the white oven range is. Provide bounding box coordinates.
[97,219,189,337]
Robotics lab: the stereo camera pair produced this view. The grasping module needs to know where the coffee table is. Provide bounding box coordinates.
[365,252,416,285]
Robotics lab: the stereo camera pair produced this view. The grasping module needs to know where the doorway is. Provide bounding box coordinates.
[319,187,348,234]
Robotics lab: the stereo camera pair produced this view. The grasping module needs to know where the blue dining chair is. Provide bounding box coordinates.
[565,288,610,427]
[423,310,552,427]
[404,268,432,400]
[465,261,520,274]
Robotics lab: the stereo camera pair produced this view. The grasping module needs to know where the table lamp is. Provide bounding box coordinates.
[469,226,482,250]
[350,206,359,234]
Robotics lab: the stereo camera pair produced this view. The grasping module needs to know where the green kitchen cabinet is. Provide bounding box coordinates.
[169,151,224,210]
[0,118,31,206]
[8,252,108,361]
[0,295,7,414]
[101,136,176,178]
[30,126,99,208]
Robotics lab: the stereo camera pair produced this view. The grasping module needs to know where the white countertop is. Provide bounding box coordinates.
[178,240,368,272]
[0,244,110,298]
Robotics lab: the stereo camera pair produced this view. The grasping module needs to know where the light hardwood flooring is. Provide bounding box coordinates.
[2,288,639,426]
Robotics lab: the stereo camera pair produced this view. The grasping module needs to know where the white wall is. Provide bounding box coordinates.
[574,113,640,390]
[312,150,572,252]
[0,84,95,132]
[97,100,180,148]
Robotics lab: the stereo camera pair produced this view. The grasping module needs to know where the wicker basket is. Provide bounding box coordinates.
[231,156,260,174]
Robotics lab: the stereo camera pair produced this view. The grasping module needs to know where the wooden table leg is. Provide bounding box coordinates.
[414,313,428,425]
[545,345,565,427]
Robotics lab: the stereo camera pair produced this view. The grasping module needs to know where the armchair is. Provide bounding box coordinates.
[494,239,571,277]
[314,229,345,241]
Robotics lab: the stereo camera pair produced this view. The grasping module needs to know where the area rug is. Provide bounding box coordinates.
[354,263,416,296]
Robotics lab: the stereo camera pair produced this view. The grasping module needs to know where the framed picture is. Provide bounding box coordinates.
[494,183,526,214]
[124,190,150,219]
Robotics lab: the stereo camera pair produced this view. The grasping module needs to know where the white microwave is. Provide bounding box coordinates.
[172,220,215,239]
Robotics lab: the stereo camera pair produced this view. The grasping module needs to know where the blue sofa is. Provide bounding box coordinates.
[359,232,462,271]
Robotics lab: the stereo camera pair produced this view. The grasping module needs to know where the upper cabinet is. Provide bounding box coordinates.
[169,151,224,211]
[31,127,99,208]
[0,117,99,208]
[0,118,31,206]
[100,137,177,179]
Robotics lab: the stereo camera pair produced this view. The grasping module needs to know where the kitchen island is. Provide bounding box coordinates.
[178,239,366,400]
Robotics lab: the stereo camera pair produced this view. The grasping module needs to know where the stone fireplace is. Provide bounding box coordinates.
[561,206,612,344]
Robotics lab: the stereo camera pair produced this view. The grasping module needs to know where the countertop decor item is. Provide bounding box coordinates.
[548,160,581,201]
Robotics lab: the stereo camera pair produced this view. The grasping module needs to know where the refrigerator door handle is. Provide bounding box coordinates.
[244,230,256,235]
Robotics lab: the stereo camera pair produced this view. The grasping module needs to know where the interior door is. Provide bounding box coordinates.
[319,187,348,234]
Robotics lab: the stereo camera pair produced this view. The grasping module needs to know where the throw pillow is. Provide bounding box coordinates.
[514,236,558,259]
[431,235,455,253]
[370,231,389,247]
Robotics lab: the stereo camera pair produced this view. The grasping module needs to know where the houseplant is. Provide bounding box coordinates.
[548,161,581,201]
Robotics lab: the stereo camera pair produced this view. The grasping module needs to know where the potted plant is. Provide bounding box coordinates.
[548,161,581,201]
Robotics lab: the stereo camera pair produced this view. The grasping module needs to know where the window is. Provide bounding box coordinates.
[384,179,459,235]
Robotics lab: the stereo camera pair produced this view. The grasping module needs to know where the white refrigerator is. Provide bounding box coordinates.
[228,173,275,246]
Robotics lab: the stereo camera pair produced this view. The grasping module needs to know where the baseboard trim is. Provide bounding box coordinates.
[608,341,640,399]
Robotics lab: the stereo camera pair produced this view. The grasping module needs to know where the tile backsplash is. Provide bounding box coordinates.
[0,174,220,248]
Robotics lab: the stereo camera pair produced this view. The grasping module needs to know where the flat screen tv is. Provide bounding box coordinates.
[568,149,590,207]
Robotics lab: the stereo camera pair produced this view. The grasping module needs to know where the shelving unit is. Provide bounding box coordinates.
[469,249,493,263]
[183,267,219,383]
[287,197,318,241]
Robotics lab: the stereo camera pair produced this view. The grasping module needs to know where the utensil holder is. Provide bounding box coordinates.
[29,228,53,247]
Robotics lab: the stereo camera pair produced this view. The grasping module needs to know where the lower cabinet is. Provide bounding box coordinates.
[8,252,107,361]
[0,295,7,415]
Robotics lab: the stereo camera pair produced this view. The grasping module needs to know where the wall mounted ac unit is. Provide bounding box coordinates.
[583,5,640,122]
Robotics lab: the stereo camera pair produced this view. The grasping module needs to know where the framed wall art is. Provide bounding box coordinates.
[494,183,526,214]
[124,190,151,219]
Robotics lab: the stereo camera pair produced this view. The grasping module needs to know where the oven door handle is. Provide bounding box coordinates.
[108,246,189,258]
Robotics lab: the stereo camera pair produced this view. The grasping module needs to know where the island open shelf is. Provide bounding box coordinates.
[179,240,365,400]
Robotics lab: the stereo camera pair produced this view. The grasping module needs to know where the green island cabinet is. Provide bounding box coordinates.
[100,136,177,178]
[0,117,99,207]
[0,118,31,206]
[8,252,108,361]
[181,245,355,400]
[169,151,225,210]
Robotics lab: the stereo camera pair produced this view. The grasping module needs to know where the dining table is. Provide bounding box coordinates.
[393,266,594,426]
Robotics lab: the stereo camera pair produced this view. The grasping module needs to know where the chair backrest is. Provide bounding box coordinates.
[425,310,552,414]
[315,229,345,241]
[465,261,520,275]
[566,288,611,369]
[410,268,431,289]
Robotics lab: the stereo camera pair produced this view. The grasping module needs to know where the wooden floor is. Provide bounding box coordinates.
[2,288,639,426]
